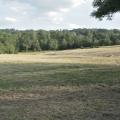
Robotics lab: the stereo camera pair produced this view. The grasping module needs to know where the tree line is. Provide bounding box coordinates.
[0,28,120,53]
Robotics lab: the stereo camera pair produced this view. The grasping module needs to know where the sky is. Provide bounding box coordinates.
[0,0,120,30]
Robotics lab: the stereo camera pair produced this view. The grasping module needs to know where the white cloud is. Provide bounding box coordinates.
[59,8,70,12]
[45,0,87,25]
[10,7,19,12]
[68,23,80,29]
[0,0,119,30]
[7,1,35,16]
[5,17,17,23]
[47,11,58,17]
[47,11,63,24]
[71,0,83,7]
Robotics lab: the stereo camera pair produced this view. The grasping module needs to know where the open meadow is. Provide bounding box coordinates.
[0,45,120,120]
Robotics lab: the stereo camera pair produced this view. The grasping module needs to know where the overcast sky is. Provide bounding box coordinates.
[0,0,120,30]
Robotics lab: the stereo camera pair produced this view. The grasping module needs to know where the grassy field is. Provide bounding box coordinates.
[0,45,120,120]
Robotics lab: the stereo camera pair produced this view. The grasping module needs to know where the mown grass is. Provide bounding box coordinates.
[0,63,119,120]
[0,46,120,120]
[0,63,120,90]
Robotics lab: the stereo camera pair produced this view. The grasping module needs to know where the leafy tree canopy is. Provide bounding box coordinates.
[92,0,120,19]
[0,29,120,54]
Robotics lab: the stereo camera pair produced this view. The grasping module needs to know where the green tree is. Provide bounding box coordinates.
[37,30,50,50]
[0,29,120,53]
[92,0,120,19]
[47,39,58,50]
[59,38,67,50]
[30,31,41,51]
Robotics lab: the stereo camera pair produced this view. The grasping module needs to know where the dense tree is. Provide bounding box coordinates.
[92,0,120,19]
[47,39,58,50]
[0,28,120,54]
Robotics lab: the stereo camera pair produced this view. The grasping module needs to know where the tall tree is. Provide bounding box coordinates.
[0,29,120,54]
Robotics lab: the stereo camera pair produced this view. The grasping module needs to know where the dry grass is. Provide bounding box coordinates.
[0,45,120,65]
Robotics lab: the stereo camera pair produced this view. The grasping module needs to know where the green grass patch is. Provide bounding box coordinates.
[0,63,120,90]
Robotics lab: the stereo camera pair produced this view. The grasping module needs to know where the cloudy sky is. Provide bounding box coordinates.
[0,0,120,30]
